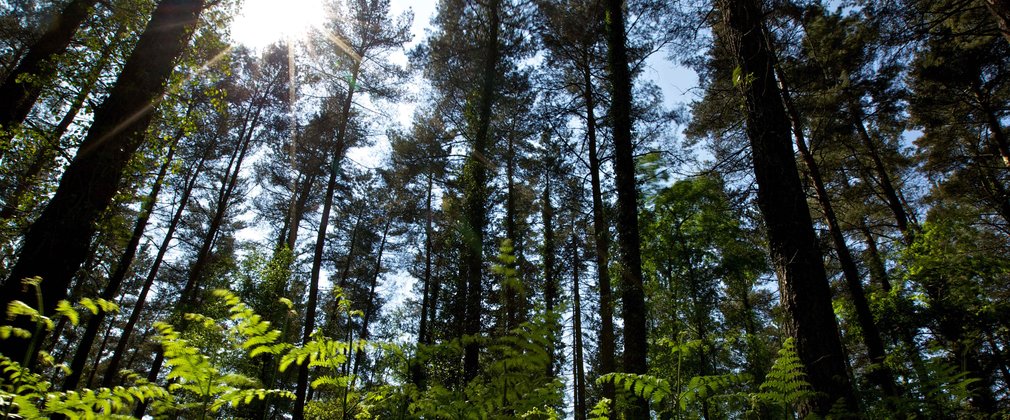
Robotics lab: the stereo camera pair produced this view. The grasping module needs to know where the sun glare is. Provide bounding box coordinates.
[230,0,327,49]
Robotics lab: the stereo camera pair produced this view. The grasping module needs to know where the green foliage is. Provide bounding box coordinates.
[599,372,672,407]
[409,243,563,419]
[589,398,612,420]
[151,289,297,418]
[593,338,814,419]
[0,278,170,418]
[747,338,815,415]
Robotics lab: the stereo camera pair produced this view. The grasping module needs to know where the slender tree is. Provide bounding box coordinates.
[294,1,411,415]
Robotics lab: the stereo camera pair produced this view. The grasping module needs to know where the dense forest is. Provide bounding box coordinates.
[1,0,1009,418]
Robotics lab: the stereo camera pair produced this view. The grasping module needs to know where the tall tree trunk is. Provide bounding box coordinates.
[0,0,206,366]
[716,0,857,414]
[341,218,391,420]
[571,234,587,420]
[542,174,557,377]
[179,113,258,317]
[330,207,364,333]
[777,67,897,398]
[857,219,891,292]
[351,218,391,381]
[461,0,500,383]
[974,84,1010,169]
[101,149,206,388]
[84,308,118,388]
[136,76,269,418]
[0,0,100,144]
[412,173,434,389]
[503,134,522,331]
[582,58,616,412]
[294,61,359,420]
[63,121,185,391]
[279,172,317,251]
[602,0,648,416]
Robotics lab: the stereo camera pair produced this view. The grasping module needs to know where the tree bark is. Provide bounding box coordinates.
[777,66,897,398]
[542,174,557,377]
[984,0,1010,47]
[461,0,500,383]
[503,133,523,331]
[602,0,649,416]
[716,0,857,414]
[571,235,587,420]
[849,107,913,240]
[582,55,616,413]
[351,218,391,381]
[0,0,206,366]
[179,110,258,317]
[0,21,125,223]
[411,173,435,389]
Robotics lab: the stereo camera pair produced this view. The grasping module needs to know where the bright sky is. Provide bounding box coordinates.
[229,0,328,49]
[229,0,432,51]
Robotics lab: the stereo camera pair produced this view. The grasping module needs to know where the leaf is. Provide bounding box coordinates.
[55,300,79,326]
[78,298,99,315]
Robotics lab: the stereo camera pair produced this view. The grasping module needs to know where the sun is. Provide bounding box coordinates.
[230,0,327,49]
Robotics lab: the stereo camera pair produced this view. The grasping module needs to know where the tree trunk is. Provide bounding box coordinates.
[849,106,913,240]
[351,218,391,381]
[283,172,317,251]
[857,218,891,292]
[0,0,206,366]
[503,134,522,331]
[412,173,434,389]
[63,121,184,391]
[101,149,206,388]
[179,113,258,317]
[974,84,1010,169]
[84,308,117,388]
[542,174,557,377]
[461,0,500,383]
[571,235,587,420]
[985,0,1010,48]
[777,66,897,397]
[294,61,359,420]
[716,0,857,414]
[0,0,100,143]
[582,57,616,412]
[341,218,391,419]
[602,0,648,416]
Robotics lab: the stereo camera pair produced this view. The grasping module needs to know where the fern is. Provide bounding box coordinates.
[746,338,816,417]
[588,398,612,420]
[151,290,297,418]
[598,372,673,406]
[0,278,171,418]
